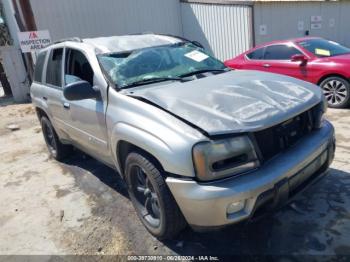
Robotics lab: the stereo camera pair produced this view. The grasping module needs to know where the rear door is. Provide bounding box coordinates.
[44,48,71,137]
[261,44,309,81]
[63,48,110,162]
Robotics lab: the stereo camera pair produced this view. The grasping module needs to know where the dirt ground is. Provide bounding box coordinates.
[0,97,350,256]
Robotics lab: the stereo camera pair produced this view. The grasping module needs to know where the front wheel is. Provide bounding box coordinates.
[320,76,350,108]
[125,152,186,239]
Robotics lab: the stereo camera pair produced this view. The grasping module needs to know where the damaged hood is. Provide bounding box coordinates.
[129,70,323,135]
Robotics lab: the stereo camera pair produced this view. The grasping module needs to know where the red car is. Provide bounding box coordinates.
[224,37,350,108]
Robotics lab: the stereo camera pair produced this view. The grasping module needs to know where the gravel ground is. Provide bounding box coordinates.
[0,98,349,257]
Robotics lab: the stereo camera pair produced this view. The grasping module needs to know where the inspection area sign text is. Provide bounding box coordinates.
[18,30,51,53]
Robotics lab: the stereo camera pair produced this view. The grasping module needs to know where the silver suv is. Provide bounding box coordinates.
[31,34,335,239]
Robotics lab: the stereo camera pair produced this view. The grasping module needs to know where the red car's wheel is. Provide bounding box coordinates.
[320,76,350,108]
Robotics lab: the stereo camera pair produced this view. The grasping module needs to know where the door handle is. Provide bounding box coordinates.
[63,102,70,109]
[263,64,271,68]
[43,96,48,101]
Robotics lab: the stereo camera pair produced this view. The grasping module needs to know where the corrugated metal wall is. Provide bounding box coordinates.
[181,2,253,60]
[254,1,350,46]
[30,0,182,41]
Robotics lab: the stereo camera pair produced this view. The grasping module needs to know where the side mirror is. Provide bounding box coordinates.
[291,54,308,63]
[63,80,98,101]
[191,41,204,49]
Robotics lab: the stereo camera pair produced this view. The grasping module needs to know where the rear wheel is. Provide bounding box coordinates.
[125,152,186,239]
[41,116,72,160]
[320,76,350,108]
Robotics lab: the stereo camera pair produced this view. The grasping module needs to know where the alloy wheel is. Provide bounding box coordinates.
[130,165,161,228]
[43,122,57,155]
[322,79,348,106]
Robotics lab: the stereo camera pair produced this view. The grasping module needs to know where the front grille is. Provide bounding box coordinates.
[254,106,317,163]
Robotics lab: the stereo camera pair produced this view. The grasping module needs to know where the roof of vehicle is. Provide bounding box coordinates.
[256,36,321,47]
[243,37,322,53]
[47,34,184,54]
[287,36,323,43]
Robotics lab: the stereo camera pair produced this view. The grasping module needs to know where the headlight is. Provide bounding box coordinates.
[192,136,260,181]
[322,93,328,113]
[314,95,328,129]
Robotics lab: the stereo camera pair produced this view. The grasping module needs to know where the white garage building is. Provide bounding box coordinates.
[27,0,350,60]
[1,0,350,101]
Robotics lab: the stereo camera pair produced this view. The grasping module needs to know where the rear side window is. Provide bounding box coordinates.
[246,47,264,60]
[33,51,47,83]
[264,45,302,60]
[46,48,63,87]
[65,49,94,86]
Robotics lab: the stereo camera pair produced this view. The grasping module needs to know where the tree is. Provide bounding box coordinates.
[0,2,12,46]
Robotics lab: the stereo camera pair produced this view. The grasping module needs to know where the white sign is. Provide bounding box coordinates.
[311,15,322,22]
[184,50,209,62]
[259,25,267,36]
[297,21,305,31]
[18,30,51,53]
[311,23,322,30]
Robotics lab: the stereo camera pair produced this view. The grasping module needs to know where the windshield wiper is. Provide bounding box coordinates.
[122,77,183,89]
[179,68,230,78]
[121,69,230,88]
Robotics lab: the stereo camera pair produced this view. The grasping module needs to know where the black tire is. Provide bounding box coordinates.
[125,152,187,239]
[320,76,350,108]
[40,116,72,160]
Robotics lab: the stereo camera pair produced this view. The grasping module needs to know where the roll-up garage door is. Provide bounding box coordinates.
[181,1,253,61]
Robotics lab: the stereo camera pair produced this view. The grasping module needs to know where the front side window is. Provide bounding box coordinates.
[65,49,94,86]
[46,48,63,87]
[34,51,47,83]
[298,39,350,57]
[264,45,302,60]
[246,47,264,60]
[98,42,227,89]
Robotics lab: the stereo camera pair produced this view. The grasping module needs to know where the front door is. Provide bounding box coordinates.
[261,44,309,81]
[62,48,110,163]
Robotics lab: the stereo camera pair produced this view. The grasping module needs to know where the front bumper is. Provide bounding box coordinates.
[166,120,335,228]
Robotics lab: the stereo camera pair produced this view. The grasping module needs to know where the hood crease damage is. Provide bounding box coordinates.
[128,70,323,137]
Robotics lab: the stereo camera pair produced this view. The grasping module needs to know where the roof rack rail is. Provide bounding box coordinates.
[127,33,189,42]
[126,32,155,36]
[158,34,191,42]
[51,37,83,45]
